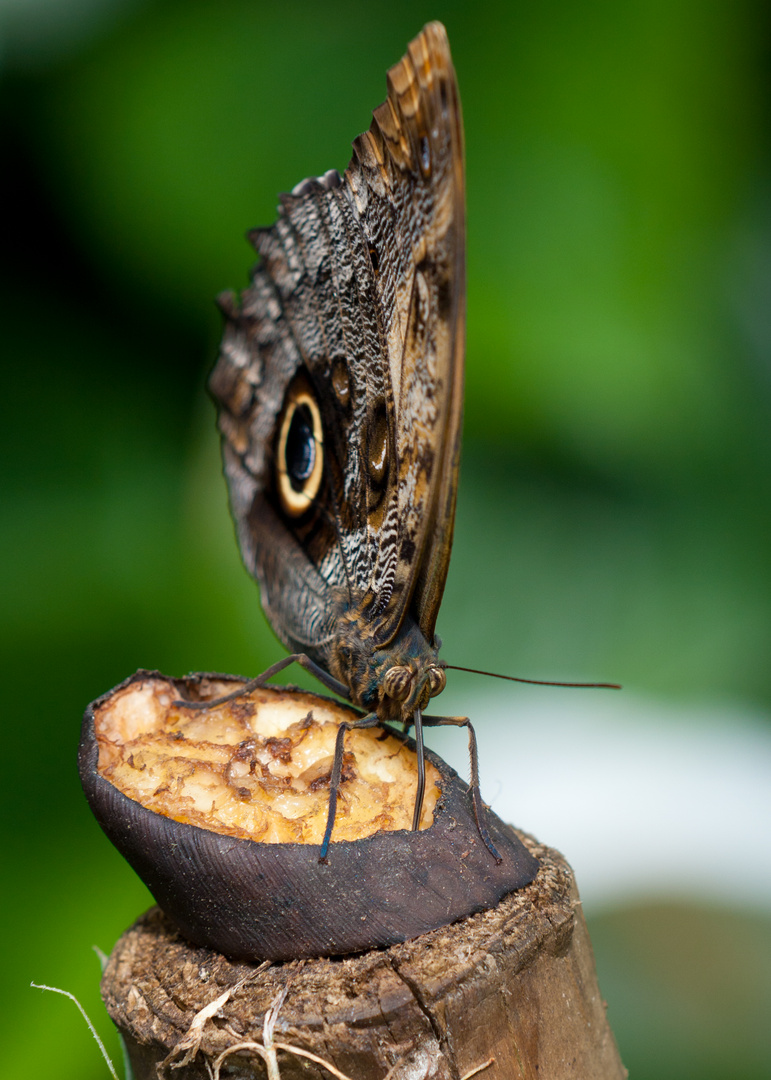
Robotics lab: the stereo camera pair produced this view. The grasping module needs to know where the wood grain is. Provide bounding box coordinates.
[103,835,626,1080]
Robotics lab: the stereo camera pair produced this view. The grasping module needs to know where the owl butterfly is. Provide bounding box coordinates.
[205,22,490,858]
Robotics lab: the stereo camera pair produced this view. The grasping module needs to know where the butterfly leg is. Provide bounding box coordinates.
[319,711,380,863]
[173,654,350,711]
[421,714,503,863]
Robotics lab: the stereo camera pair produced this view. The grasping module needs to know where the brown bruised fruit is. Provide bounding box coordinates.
[92,674,440,843]
[79,671,540,962]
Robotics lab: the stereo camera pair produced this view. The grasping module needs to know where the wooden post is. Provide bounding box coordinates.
[102,833,625,1080]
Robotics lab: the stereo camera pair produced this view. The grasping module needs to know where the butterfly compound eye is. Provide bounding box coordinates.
[276,379,324,517]
[383,665,413,702]
[428,666,446,697]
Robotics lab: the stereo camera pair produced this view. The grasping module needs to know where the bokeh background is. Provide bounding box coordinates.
[2,0,770,1076]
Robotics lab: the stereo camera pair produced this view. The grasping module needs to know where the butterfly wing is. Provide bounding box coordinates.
[362,21,465,644]
[343,21,466,646]
[210,22,464,672]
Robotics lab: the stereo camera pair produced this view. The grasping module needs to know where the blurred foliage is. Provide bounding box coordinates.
[1,0,770,1076]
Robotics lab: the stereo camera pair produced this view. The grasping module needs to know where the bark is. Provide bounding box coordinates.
[102,833,625,1080]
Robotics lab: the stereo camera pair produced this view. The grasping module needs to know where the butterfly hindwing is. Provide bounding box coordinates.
[210,22,464,678]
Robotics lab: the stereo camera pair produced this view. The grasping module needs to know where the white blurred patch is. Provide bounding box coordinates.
[427,685,771,913]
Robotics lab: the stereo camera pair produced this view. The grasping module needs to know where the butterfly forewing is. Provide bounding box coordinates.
[344,23,465,645]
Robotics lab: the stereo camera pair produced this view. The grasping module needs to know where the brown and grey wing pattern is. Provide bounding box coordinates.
[210,22,464,665]
[210,275,342,660]
[342,21,465,645]
[250,171,391,606]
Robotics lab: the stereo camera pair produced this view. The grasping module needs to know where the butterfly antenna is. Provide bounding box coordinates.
[442,664,621,690]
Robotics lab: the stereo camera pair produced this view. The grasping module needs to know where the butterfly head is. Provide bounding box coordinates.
[334,612,446,722]
[382,660,446,719]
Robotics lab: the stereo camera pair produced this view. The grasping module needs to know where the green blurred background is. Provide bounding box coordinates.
[2,0,770,1076]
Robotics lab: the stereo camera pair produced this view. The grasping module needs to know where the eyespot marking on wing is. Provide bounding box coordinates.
[414,268,430,330]
[367,402,389,488]
[419,134,431,177]
[276,376,324,518]
[331,358,351,405]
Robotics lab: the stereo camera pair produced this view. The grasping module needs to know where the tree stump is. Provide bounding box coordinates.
[102,833,625,1080]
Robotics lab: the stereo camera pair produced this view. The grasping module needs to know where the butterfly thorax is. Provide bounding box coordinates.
[330,609,446,723]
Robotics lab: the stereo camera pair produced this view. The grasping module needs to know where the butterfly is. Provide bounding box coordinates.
[207,21,495,861]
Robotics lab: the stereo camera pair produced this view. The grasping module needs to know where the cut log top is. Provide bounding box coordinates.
[102,833,626,1080]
